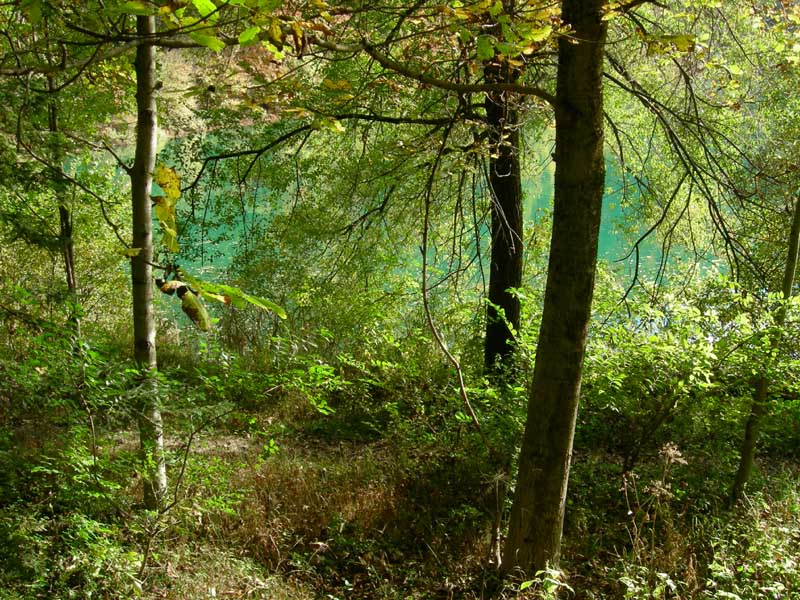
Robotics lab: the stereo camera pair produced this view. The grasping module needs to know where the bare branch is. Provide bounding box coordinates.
[419,119,495,458]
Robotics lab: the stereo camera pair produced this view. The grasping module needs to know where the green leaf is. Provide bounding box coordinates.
[180,289,212,331]
[668,34,695,52]
[500,22,517,43]
[238,26,261,45]
[476,35,495,61]
[117,247,142,257]
[189,31,226,52]
[524,25,552,43]
[261,41,285,59]
[119,1,155,15]
[519,580,534,591]
[727,64,744,77]
[161,227,179,253]
[495,42,517,56]
[192,0,218,20]
[239,292,286,317]
[177,269,287,319]
[19,0,42,23]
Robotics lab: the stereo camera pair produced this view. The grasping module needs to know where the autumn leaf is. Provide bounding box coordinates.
[161,226,179,253]
[322,78,351,91]
[155,165,181,201]
[158,279,187,295]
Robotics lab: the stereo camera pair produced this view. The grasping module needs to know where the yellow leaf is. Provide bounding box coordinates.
[153,197,175,224]
[201,291,231,305]
[644,34,695,55]
[268,17,284,46]
[312,117,345,133]
[526,25,552,43]
[117,247,142,257]
[666,34,695,52]
[284,107,312,118]
[291,21,303,42]
[322,78,351,90]
[161,224,179,253]
[158,279,186,294]
[155,164,181,201]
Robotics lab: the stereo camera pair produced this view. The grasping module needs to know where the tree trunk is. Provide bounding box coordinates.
[731,377,769,502]
[482,5,525,563]
[483,61,523,376]
[731,193,800,502]
[47,76,79,333]
[131,14,166,510]
[58,204,77,300]
[501,0,607,575]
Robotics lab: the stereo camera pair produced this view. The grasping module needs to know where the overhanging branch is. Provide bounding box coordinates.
[308,34,557,106]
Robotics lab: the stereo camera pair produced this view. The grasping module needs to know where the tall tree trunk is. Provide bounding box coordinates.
[132,14,166,510]
[47,76,79,334]
[731,193,800,502]
[482,4,525,563]
[502,0,607,575]
[483,62,523,376]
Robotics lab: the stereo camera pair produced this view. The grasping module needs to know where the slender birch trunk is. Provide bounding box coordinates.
[131,14,166,510]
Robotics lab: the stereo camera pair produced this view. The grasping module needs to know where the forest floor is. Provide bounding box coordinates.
[1,369,799,599]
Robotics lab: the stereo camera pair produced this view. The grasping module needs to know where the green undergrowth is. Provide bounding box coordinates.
[564,452,800,599]
[1,326,799,599]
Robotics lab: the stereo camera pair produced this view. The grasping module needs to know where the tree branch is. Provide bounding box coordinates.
[307,34,557,106]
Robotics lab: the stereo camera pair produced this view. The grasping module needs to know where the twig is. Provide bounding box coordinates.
[419,120,493,456]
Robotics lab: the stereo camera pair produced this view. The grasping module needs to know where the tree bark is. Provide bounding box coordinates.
[483,61,523,376]
[47,76,79,332]
[131,14,166,510]
[501,0,607,575]
[481,3,525,564]
[731,193,800,502]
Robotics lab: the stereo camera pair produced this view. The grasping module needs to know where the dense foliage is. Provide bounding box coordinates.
[1,0,799,598]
